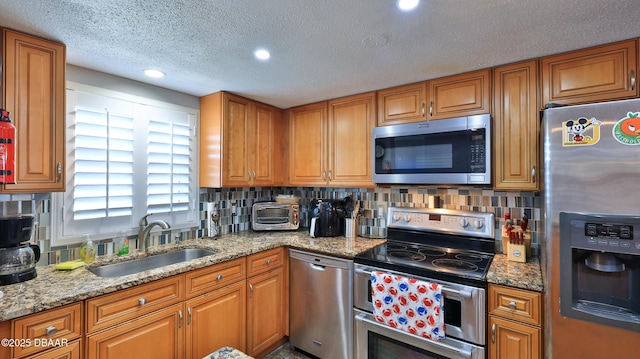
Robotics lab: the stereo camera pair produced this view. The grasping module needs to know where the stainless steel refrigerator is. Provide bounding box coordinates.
[543,98,640,358]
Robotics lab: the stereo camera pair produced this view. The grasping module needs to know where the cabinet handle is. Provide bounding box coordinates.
[266,259,272,265]
[328,170,333,181]
[252,170,256,180]
[491,323,495,343]
[631,70,636,91]
[187,307,192,325]
[216,274,223,281]
[429,101,433,117]
[247,170,251,180]
[179,310,183,328]
[56,162,62,182]
[138,297,147,306]
[421,103,425,117]
[45,325,57,336]
[508,301,517,310]
[249,283,253,298]
[322,171,327,181]
[531,166,536,182]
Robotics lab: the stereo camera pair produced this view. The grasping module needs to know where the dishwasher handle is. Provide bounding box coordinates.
[310,263,326,270]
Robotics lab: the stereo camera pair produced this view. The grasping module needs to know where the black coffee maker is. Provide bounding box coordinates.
[308,197,350,237]
[0,215,40,285]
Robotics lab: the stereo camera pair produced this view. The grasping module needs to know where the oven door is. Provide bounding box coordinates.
[354,264,486,346]
[354,308,484,359]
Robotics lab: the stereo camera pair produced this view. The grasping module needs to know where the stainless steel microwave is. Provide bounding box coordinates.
[372,114,491,185]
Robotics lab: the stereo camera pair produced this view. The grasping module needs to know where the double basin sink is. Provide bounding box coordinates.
[88,248,217,278]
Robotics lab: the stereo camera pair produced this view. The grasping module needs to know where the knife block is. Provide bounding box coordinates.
[502,227,531,258]
[507,241,527,263]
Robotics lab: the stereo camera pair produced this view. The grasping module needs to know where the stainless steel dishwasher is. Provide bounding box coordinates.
[289,248,354,359]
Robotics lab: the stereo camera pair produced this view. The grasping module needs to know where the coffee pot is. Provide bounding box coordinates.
[0,215,40,285]
[308,197,350,237]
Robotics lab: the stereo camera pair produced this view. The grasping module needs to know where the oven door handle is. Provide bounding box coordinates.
[355,312,474,359]
[355,268,473,299]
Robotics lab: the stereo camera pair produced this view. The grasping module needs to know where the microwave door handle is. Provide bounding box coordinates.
[355,268,472,299]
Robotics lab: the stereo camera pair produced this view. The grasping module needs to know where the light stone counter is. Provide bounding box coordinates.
[486,254,544,292]
[0,231,386,321]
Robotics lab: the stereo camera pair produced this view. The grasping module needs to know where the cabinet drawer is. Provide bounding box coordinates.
[26,339,81,359]
[12,302,82,358]
[489,285,541,326]
[86,275,183,333]
[185,257,246,298]
[247,248,284,277]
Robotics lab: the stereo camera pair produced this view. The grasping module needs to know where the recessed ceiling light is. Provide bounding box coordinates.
[144,69,165,78]
[397,0,419,11]
[254,49,271,61]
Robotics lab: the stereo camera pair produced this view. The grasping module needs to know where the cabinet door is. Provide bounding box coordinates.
[288,102,328,185]
[489,316,540,359]
[428,69,491,119]
[377,82,427,125]
[23,339,81,359]
[223,93,252,186]
[251,103,281,186]
[247,269,284,357]
[185,281,247,359]
[327,92,375,187]
[493,61,540,190]
[1,29,65,192]
[86,304,184,359]
[541,40,638,106]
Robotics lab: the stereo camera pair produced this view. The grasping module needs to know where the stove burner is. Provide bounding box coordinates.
[455,253,486,262]
[419,248,447,257]
[432,259,479,272]
[388,250,427,262]
[386,243,408,251]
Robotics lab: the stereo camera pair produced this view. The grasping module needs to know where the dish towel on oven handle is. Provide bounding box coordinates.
[371,271,445,340]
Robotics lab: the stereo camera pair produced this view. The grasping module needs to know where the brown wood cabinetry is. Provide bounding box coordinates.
[86,304,183,359]
[26,339,81,359]
[200,91,284,187]
[541,40,638,106]
[488,284,542,359]
[428,69,491,119]
[246,248,287,358]
[10,303,82,359]
[1,28,66,193]
[493,60,540,190]
[288,92,375,187]
[377,82,427,125]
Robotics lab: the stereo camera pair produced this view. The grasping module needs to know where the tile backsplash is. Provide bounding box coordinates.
[0,186,540,266]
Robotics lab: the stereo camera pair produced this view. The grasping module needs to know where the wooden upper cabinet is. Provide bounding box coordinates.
[288,101,328,186]
[1,28,66,193]
[428,69,491,119]
[377,82,427,125]
[493,60,540,191]
[327,92,375,187]
[200,91,284,188]
[541,39,638,106]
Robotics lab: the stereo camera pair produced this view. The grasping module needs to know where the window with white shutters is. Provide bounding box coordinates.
[53,84,199,244]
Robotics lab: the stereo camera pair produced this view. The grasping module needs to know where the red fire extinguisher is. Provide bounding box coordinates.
[0,109,16,184]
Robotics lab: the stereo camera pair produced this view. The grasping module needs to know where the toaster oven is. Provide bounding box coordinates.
[252,202,300,231]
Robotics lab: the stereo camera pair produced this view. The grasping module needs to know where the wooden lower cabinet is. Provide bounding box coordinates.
[489,316,540,359]
[26,340,81,359]
[185,280,247,359]
[247,268,285,358]
[86,304,183,359]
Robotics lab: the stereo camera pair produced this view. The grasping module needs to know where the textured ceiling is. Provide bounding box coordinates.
[1,0,640,109]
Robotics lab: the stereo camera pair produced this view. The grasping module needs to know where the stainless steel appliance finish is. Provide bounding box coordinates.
[289,249,353,359]
[372,114,491,185]
[543,98,640,357]
[252,202,299,231]
[353,207,494,359]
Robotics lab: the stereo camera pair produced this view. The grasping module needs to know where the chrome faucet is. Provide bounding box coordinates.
[138,214,170,253]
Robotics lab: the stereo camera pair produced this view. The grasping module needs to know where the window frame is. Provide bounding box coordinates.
[52,82,200,245]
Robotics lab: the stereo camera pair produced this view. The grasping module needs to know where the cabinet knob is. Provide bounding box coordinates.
[266,259,272,265]
[138,297,147,306]
[45,325,57,336]
[508,301,517,310]
[216,274,223,281]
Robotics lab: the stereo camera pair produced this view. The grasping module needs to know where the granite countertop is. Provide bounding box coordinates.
[0,231,386,321]
[486,254,544,292]
[203,346,253,359]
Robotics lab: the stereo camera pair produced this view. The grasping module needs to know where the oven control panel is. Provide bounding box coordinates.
[387,207,495,239]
